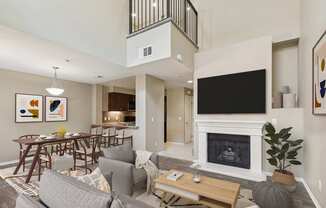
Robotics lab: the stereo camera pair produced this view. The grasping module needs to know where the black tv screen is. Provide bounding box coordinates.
[197,69,266,114]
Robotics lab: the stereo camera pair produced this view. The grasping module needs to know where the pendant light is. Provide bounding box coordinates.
[46,66,64,96]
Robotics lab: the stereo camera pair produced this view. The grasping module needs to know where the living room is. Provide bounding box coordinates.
[0,0,325,208]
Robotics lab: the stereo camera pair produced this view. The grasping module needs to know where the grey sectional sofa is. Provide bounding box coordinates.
[15,170,153,208]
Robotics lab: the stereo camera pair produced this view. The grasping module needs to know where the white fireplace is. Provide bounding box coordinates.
[195,120,266,181]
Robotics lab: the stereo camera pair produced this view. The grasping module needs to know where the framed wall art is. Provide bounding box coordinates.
[45,96,68,122]
[313,30,326,115]
[15,93,43,123]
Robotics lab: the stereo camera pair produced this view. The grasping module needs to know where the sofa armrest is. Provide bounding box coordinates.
[15,194,46,208]
[99,157,134,196]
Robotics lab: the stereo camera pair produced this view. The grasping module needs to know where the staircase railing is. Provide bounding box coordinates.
[129,0,198,45]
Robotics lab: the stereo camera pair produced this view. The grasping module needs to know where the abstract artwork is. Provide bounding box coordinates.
[15,94,43,123]
[45,96,67,122]
[313,31,326,115]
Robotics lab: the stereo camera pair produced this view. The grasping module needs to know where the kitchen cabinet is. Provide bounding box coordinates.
[108,92,135,111]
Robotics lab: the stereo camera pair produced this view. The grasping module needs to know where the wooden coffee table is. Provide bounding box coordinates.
[154,170,240,208]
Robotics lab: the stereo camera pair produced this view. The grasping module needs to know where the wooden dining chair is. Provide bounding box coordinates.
[115,129,133,148]
[102,127,118,147]
[74,136,101,174]
[16,135,40,172]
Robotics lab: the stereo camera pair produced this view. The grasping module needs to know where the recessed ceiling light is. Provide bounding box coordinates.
[187,7,191,11]
[97,75,103,79]
[152,2,157,7]
[132,13,137,17]
[187,80,193,84]
[65,59,71,63]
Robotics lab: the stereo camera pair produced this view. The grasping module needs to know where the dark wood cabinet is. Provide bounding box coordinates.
[108,92,135,112]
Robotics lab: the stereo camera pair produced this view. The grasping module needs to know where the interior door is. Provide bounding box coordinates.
[184,95,193,144]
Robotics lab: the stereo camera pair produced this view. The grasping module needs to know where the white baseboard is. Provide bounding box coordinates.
[0,159,19,167]
[301,179,322,208]
[0,158,32,167]
[165,142,185,145]
[264,171,321,208]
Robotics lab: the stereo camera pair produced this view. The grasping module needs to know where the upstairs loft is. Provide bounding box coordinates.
[127,0,198,71]
[128,0,198,46]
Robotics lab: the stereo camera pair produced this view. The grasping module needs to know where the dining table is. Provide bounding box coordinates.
[13,133,94,183]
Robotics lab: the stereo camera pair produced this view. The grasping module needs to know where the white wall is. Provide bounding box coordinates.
[0,69,92,163]
[167,88,185,143]
[299,0,326,206]
[135,74,165,152]
[194,37,304,176]
[272,41,299,100]
[127,22,171,67]
[197,0,300,50]
[0,0,128,65]
[127,21,197,71]
[145,75,165,152]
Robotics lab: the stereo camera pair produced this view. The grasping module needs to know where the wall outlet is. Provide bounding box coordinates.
[318,180,323,192]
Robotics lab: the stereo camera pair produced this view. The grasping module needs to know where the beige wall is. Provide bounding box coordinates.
[0,69,92,163]
[198,0,300,50]
[299,0,326,206]
[194,37,304,176]
[167,88,185,143]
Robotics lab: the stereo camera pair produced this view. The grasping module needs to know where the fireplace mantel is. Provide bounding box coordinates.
[195,120,266,181]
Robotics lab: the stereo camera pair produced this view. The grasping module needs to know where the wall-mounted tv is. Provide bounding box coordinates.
[197,69,266,114]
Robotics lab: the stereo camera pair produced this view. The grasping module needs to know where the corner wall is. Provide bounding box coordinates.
[0,69,92,163]
[299,0,326,206]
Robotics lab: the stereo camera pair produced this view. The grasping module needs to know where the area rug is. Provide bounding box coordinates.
[136,189,258,208]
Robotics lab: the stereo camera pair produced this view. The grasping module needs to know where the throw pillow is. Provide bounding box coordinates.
[102,147,135,164]
[75,168,111,193]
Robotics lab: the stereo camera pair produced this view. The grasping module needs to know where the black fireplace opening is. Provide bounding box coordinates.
[207,133,250,169]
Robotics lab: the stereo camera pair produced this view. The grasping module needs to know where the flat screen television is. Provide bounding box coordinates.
[197,69,266,114]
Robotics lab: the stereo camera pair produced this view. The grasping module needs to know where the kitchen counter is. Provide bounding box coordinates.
[102,123,139,130]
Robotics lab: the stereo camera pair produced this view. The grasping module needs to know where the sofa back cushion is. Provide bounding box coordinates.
[102,145,135,164]
[40,170,112,208]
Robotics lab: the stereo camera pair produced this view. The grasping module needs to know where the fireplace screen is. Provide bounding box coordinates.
[207,133,250,169]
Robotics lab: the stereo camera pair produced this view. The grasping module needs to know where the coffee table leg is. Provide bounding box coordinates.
[160,192,167,208]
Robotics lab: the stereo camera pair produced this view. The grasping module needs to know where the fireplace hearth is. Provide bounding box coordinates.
[207,133,250,169]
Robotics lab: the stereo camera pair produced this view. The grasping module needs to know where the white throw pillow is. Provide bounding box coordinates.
[75,168,111,193]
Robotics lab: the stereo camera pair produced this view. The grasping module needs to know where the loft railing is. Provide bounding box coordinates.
[129,0,198,45]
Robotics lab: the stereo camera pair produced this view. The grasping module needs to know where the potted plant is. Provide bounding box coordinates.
[264,122,303,186]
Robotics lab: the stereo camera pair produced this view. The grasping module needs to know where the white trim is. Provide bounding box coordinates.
[165,142,185,145]
[0,158,32,167]
[0,159,19,167]
[196,120,266,182]
[264,171,322,208]
[301,179,322,208]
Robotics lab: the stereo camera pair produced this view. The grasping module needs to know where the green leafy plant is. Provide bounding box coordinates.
[264,122,303,174]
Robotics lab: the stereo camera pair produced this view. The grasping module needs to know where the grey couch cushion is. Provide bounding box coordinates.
[15,194,46,208]
[103,146,135,164]
[132,167,147,185]
[40,170,112,208]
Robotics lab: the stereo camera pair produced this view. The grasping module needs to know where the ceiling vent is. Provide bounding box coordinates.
[139,45,152,59]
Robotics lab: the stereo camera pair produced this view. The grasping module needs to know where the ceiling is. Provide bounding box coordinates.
[0,0,195,88]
